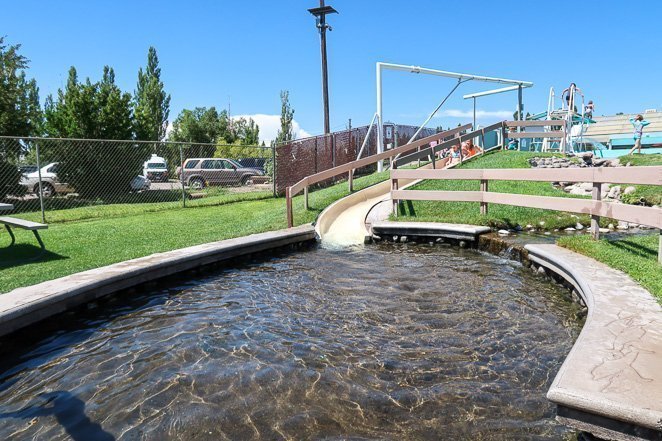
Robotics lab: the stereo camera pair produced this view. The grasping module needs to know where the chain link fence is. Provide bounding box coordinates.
[0,136,275,222]
[274,123,437,193]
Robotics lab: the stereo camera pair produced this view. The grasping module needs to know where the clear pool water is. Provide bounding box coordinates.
[0,244,582,440]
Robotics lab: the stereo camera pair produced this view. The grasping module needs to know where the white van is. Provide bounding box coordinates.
[143,154,169,182]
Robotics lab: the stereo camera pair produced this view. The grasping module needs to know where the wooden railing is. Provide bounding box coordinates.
[390,166,662,259]
[394,121,504,168]
[504,120,567,151]
[285,123,472,227]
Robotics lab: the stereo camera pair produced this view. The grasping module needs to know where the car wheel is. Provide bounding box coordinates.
[189,178,205,190]
[35,182,55,198]
[240,175,253,186]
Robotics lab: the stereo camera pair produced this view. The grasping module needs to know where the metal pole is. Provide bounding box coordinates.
[179,145,187,207]
[376,63,384,171]
[407,79,465,145]
[272,144,277,197]
[319,0,331,135]
[35,141,45,223]
[473,97,476,130]
[517,84,523,126]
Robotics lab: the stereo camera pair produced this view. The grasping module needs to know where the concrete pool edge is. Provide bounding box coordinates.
[526,244,662,440]
[0,225,316,338]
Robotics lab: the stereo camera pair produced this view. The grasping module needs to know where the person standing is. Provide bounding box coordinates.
[584,100,595,119]
[628,114,650,154]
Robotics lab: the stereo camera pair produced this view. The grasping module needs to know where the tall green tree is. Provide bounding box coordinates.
[272,90,294,146]
[0,37,42,137]
[0,37,42,197]
[169,107,233,157]
[134,47,170,141]
[44,66,147,197]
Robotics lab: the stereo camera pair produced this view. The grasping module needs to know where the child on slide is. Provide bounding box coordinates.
[628,114,650,154]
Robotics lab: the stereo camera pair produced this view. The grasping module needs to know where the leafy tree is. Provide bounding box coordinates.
[272,90,294,146]
[0,37,42,197]
[169,107,231,157]
[228,117,260,146]
[134,47,170,141]
[44,66,148,197]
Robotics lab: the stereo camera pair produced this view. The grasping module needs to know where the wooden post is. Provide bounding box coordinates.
[286,187,293,228]
[391,175,399,217]
[431,147,436,169]
[348,169,353,192]
[480,179,489,215]
[658,230,662,265]
[304,186,309,210]
[592,182,601,240]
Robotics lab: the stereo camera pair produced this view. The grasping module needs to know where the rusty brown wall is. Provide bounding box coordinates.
[275,124,435,193]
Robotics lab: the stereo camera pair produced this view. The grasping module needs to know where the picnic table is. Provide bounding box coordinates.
[0,204,49,258]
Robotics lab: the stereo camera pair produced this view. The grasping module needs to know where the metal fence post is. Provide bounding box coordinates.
[35,141,45,223]
[179,145,186,208]
[592,182,601,240]
[272,145,277,197]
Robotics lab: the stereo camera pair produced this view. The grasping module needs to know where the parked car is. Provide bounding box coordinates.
[236,157,267,172]
[19,165,38,175]
[177,158,264,189]
[130,175,151,191]
[143,154,169,182]
[20,162,75,197]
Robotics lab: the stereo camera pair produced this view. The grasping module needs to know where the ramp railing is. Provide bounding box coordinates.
[285,124,472,227]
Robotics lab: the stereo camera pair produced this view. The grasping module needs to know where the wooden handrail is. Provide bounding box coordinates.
[395,121,503,168]
[507,131,564,139]
[285,123,473,227]
[391,166,662,246]
[505,120,565,127]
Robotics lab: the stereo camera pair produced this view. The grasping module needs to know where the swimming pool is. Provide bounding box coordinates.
[0,244,582,440]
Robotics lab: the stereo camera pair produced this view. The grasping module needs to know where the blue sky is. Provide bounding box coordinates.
[3,0,661,142]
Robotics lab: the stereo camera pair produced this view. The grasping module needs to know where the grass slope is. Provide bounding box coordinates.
[0,171,389,293]
[393,151,596,230]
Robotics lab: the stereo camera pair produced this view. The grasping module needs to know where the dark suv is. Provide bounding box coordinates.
[177,158,264,189]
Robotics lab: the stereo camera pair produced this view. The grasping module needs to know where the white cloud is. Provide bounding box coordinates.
[233,114,311,145]
[436,109,513,119]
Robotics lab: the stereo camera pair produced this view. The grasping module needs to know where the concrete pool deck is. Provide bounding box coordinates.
[526,244,662,440]
[0,225,315,338]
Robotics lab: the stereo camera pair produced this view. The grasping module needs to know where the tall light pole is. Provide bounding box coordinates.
[308,1,337,135]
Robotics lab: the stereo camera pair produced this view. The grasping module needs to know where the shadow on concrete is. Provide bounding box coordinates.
[0,391,115,441]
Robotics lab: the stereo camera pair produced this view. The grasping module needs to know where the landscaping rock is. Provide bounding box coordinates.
[624,186,637,195]
[497,229,510,236]
[564,227,576,232]
[575,223,584,230]
[607,185,621,199]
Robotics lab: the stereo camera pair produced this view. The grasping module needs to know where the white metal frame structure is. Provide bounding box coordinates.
[375,62,533,171]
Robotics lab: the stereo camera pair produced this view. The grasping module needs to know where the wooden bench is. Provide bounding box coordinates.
[0,216,48,257]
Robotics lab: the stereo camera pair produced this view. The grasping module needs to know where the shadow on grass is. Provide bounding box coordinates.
[607,238,657,259]
[0,244,67,270]
[397,201,417,217]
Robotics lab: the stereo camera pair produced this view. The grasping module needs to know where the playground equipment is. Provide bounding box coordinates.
[373,62,532,171]
[528,84,598,154]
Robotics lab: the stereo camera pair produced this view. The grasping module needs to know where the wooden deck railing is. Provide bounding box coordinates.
[391,166,662,260]
[285,123,472,227]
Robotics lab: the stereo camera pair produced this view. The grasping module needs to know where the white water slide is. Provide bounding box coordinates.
[317,63,532,247]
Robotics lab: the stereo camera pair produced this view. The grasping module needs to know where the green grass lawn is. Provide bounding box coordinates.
[558,234,661,300]
[393,151,597,230]
[0,170,389,293]
[617,154,662,206]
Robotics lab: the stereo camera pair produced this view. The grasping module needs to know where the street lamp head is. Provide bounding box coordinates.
[308,5,338,17]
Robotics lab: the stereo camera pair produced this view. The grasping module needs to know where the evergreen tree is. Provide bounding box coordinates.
[169,107,229,157]
[272,90,294,146]
[44,66,147,197]
[0,37,42,137]
[134,47,170,141]
[0,37,42,197]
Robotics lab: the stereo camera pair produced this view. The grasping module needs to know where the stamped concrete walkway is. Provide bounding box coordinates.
[526,244,662,440]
